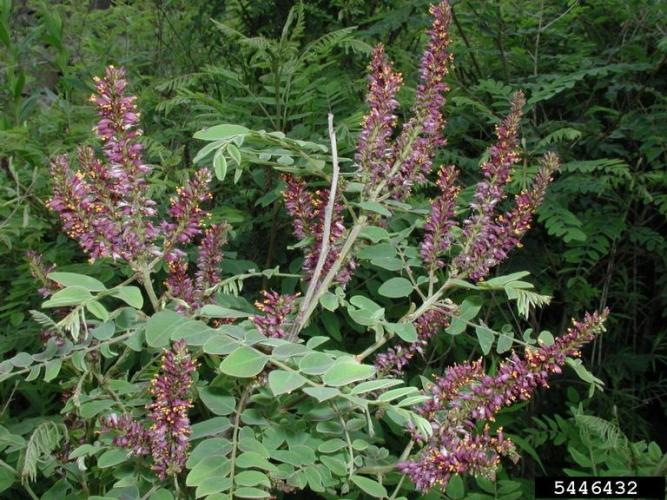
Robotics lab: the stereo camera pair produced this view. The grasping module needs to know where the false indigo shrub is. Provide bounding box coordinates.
[0,1,609,498]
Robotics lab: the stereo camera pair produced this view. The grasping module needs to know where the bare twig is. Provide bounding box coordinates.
[288,113,341,339]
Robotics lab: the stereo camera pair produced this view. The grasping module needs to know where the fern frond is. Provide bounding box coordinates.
[20,421,67,483]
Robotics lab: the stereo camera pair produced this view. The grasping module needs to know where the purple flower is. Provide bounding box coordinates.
[100,413,151,457]
[356,45,403,188]
[99,340,196,480]
[164,255,198,311]
[195,223,230,303]
[452,91,525,281]
[420,165,461,269]
[147,339,197,479]
[399,309,609,491]
[389,1,453,200]
[251,290,300,338]
[161,168,213,259]
[48,66,157,262]
[282,175,353,286]
[375,310,450,375]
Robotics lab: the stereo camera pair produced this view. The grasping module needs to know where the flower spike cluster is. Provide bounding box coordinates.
[399,310,609,491]
[356,1,453,201]
[252,290,300,338]
[48,66,158,262]
[164,223,230,312]
[282,175,353,286]
[48,66,221,278]
[451,91,527,281]
[100,340,196,480]
[390,1,453,199]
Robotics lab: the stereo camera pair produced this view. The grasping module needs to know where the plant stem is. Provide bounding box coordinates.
[290,114,341,339]
[141,265,160,312]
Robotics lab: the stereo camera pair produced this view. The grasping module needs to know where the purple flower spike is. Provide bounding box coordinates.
[147,339,197,479]
[48,66,157,262]
[164,255,198,311]
[99,340,196,480]
[453,91,525,281]
[282,175,353,286]
[390,0,453,200]
[399,310,609,492]
[421,165,461,269]
[375,310,449,375]
[162,168,213,258]
[252,290,300,338]
[195,223,230,302]
[357,44,403,188]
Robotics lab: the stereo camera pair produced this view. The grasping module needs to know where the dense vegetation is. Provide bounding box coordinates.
[0,0,665,498]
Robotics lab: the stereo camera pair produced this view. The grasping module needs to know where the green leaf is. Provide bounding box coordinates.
[480,271,530,288]
[235,487,270,498]
[235,470,271,488]
[213,149,228,180]
[92,321,115,341]
[319,292,339,311]
[385,322,417,342]
[359,226,390,243]
[97,449,128,468]
[460,296,483,320]
[43,359,62,382]
[219,347,267,377]
[198,387,236,415]
[190,417,232,440]
[149,489,174,500]
[0,468,14,494]
[195,477,232,498]
[187,438,232,468]
[47,272,106,291]
[111,286,143,309]
[302,386,340,402]
[186,456,229,487]
[378,387,419,403]
[358,243,396,260]
[446,318,466,335]
[79,400,114,418]
[199,304,251,319]
[86,300,109,321]
[320,455,347,476]
[351,475,388,498]
[496,328,514,353]
[357,201,392,217]
[350,379,403,395]
[378,277,413,298]
[318,439,347,453]
[268,370,307,395]
[236,452,276,471]
[145,310,188,348]
[446,475,465,499]
[228,143,242,165]
[475,324,495,355]
[42,287,93,308]
[194,124,249,141]
[298,352,334,375]
[322,360,375,387]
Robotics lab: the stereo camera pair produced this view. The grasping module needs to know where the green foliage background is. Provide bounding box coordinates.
[0,0,665,497]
